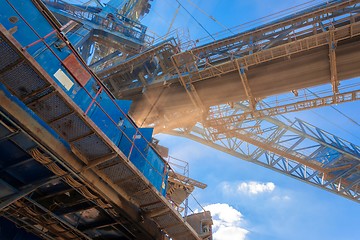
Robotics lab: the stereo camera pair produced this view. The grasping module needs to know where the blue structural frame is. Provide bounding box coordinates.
[0,1,209,239]
[0,96,146,239]
[169,101,360,203]
[43,0,149,45]
[0,0,168,196]
[0,0,188,239]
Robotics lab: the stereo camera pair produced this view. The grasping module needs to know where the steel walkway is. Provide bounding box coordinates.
[0,0,203,239]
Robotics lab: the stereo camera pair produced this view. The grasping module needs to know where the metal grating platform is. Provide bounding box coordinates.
[100,161,135,182]
[1,61,48,99]
[28,93,73,122]
[72,133,113,160]
[50,113,92,142]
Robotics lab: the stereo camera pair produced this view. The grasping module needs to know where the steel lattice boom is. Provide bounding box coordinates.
[167,101,360,203]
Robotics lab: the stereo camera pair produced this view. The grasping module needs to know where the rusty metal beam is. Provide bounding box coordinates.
[84,153,118,169]
[145,207,170,218]
[168,171,207,189]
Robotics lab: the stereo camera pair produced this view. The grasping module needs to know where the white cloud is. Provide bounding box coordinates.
[237,181,275,195]
[204,203,249,240]
[271,195,291,202]
[214,226,248,240]
[222,181,276,196]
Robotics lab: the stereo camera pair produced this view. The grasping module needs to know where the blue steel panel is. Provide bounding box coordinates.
[0,1,58,56]
[88,100,124,144]
[114,99,132,114]
[10,132,38,151]
[72,85,96,113]
[0,140,27,165]
[1,0,168,195]
[118,127,134,157]
[147,148,167,194]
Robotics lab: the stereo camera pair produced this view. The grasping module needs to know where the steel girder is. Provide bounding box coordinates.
[166,101,360,203]
[113,0,360,94]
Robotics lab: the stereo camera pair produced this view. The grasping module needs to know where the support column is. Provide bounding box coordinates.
[329,28,339,94]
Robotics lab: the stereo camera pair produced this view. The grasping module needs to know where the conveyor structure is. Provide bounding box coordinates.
[0,0,211,239]
[2,0,360,239]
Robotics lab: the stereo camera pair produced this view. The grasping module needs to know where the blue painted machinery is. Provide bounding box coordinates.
[1,0,167,197]
[0,0,203,239]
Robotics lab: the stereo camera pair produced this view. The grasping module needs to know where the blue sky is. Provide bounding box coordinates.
[140,1,360,240]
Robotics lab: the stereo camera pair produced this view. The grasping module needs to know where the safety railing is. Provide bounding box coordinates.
[82,85,168,193]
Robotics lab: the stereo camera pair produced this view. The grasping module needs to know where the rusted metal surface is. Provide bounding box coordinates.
[63,53,91,87]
